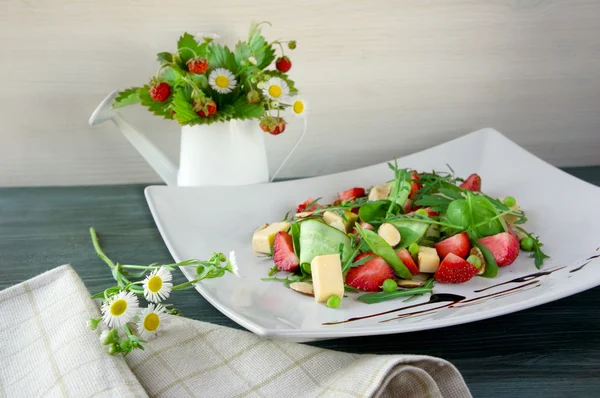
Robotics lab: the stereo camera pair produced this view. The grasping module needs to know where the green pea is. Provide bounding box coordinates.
[408,242,420,256]
[301,263,312,274]
[520,237,534,251]
[381,279,397,293]
[326,295,341,308]
[504,196,516,207]
[467,255,482,269]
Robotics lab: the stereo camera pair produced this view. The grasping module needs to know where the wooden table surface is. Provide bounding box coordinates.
[2,166,600,397]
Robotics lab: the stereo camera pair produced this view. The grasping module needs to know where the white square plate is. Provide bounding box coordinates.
[145,128,600,342]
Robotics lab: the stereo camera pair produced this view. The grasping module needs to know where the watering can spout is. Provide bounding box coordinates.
[88,91,179,186]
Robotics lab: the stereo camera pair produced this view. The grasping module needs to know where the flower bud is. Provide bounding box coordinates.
[247,91,261,104]
[87,318,100,331]
[271,101,280,109]
[107,344,118,355]
[288,40,297,50]
[248,56,257,65]
[100,330,113,345]
[257,81,266,89]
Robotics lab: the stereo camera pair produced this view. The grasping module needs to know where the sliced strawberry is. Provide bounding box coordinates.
[434,253,479,283]
[296,198,322,213]
[435,232,470,259]
[396,248,420,275]
[338,187,366,202]
[478,232,520,266]
[273,232,299,272]
[459,173,481,191]
[409,172,422,198]
[403,198,413,213]
[345,253,395,292]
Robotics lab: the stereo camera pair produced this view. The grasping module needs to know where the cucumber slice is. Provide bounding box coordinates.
[389,220,430,248]
[299,220,353,265]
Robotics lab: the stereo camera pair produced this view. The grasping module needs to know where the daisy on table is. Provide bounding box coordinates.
[143,266,173,303]
[100,291,139,328]
[137,303,168,340]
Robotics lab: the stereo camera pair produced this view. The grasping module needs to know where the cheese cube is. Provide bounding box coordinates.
[368,183,392,201]
[417,246,440,273]
[311,254,344,303]
[251,222,290,254]
[323,210,358,233]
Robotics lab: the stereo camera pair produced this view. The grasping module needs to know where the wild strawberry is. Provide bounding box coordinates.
[296,198,322,213]
[478,232,520,266]
[273,231,299,272]
[435,232,470,259]
[396,248,420,275]
[275,56,292,72]
[187,57,209,74]
[434,253,479,283]
[459,173,481,191]
[338,187,366,202]
[194,99,217,118]
[259,116,286,135]
[409,172,422,198]
[150,82,171,102]
[345,253,395,292]
[247,90,261,104]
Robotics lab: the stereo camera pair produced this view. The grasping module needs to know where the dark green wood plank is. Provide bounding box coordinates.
[1,166,599,397]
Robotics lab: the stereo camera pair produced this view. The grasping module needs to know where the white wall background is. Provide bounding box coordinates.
[1,0,599,187]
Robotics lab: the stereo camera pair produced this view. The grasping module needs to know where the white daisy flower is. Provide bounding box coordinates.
[208,68,237,94]
[263,77,289,100]
[142,267,173,303]
[137,303,167,340]
[288,96,308,118]
[101,291,139,329]
[228,251,239,277]
[195,32,220,42]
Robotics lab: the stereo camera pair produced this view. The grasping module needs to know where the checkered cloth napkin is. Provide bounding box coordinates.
[0,265,471,397]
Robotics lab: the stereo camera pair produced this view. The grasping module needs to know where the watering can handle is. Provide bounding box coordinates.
[269,118,308,183]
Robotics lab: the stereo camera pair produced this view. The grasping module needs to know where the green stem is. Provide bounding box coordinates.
[90,227,116,270]
[177,47,198,58]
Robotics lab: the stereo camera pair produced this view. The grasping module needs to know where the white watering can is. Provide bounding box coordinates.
[89,90,306,186]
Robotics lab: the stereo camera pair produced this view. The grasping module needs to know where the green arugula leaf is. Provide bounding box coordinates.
[207,43,238,72]
[112,87,141,109]
[358,279,434,304]
[414,195,452,212]
[177,33,204,64]
[268,265,279,276]
[231,96,265,120]
[156,52,173,64]
[139,85,173,119]
[248,23,276,69]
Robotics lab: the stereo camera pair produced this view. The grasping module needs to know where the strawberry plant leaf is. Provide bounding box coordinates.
[263,70,298,93]
[156,52,173,64]
[161,67,182,86]
[112,87,141,109]
[139,85,173,119]
[171,87,198,124]
[234,41,253,66]
[248,24,275,69]
[177,33,204,64]
[207,43,238,72]
[231,96,265,120]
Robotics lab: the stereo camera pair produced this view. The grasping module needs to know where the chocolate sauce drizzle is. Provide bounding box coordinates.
[473,266,566,293]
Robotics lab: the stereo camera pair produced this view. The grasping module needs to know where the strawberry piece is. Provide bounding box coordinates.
[296,198,322,213]
[459,173,481,191]
[150,82,171,102]
[435,232,470,259]
[403,198,413,213]
[275,56,292,72]
[409,172,422,198]
[273,231,299,272]
[259,116,286,135]
[187,57,209,74]
[396,248,420,275]
[434,253,479,283]
[345,253,395,292]
[338,187,366,202]
[478,232,520,266]
[359,221,374,230]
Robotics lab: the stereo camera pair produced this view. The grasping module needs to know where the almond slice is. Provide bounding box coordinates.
[289,282,314,297]
[378,223,401,247]
[396,280,425,288]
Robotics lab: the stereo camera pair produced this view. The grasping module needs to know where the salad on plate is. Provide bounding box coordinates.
[252,163,549,308]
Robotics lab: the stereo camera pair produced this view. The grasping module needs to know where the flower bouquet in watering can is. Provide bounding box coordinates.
[89,22,307,186]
